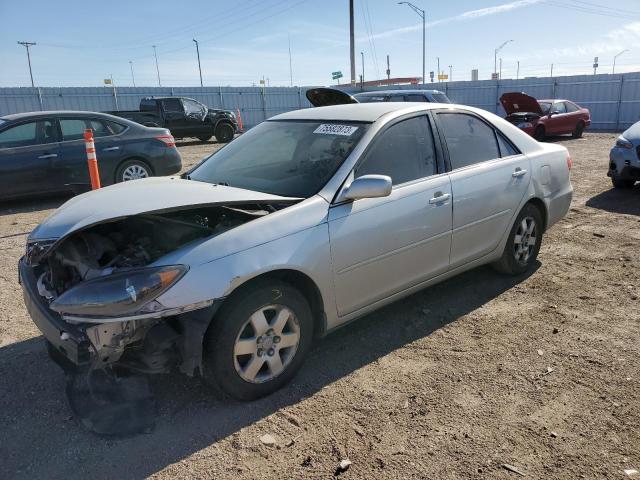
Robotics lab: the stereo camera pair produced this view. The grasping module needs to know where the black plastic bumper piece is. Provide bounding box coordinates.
[19,258,91,370]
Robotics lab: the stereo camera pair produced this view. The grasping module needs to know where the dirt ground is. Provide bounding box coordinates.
[0,133,638,479]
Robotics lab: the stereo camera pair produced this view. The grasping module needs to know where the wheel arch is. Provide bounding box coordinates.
[524,197,548,232]
[216,268,327,339]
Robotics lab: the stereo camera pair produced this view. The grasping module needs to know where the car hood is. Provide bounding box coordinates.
[29,177,298,241]
[500,92,543,115]
[622,120,640,142]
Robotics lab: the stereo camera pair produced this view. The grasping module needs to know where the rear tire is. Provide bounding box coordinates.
[202,280,313,401]
[215,122,235,143]
[197,135,212,142]
[534,125,546,141]
[493,203,543,275]
[611,177,635,189]
[572,121,585,138]
[115,159,152,183]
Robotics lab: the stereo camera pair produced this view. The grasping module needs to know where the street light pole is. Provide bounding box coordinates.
[494,39,513,78]
[398,2,426,84]
[129,60,136,87]
[17,41,36,87]
[449,65,452,82]
[152,45,161,87]
[361,51,365,85]
[193,39,203,87]
[613,49,629,74]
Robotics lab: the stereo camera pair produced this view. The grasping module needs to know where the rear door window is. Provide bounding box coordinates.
[431,93,451,103]
[105,121,126,134]
[405,94,428,102]
[162,98,184,112]
[355,115,436,185]
[565,102,579,112]
[437,113,500,169]
[0,120,57,148]
[388,95,405,102]
[551,102,567,114]
[60,119,89,141]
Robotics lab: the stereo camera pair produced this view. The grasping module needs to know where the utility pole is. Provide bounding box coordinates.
[398,2,426,85]
[449,65,452,82]
[386,54,390,80]
[129,61,136,87]
[499,58,503,79]
[613,49,629,74]
[17,41,36,87]
[437,57,440,82]
[193,39,203,87]
[494,39,513,77]
[349,0,356,85]
[361,51,365,85]
[152,45,161,86]
[516,60,520,80]
[550,63,554,78]
[288,33,293,86]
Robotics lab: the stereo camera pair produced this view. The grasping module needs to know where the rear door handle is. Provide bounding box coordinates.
[103,146,120,151]
[512,168,527,178]
[37,153,58,159]
[429,192,451,204]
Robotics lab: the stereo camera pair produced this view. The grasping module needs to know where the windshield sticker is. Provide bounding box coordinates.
[313,124,359,136]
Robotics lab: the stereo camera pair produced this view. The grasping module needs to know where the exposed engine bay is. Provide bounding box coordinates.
[33,203,278,299]
[505,111,541,125]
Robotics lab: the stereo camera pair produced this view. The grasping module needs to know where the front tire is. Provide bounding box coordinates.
[611,176,635,189]
[493,203,543,275]
[202,280,313,400]
[115,159,152,183]
[215,122,235,143]
[197,135,212,142]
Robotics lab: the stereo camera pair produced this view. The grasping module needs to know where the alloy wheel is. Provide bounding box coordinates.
[122,164,149,181]
[514,216,537,264]
[233,304,300,384]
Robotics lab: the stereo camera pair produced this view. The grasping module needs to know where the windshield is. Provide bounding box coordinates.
[189,120,369,197]
[431,93,451,103]
[538,101,552,114]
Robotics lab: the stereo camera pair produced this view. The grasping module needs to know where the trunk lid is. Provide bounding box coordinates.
[306,88,359,107]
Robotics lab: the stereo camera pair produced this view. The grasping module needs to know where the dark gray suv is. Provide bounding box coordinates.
[354,89,451,103]
[0,111,182,201]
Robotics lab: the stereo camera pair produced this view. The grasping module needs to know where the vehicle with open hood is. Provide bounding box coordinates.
[500,92,590,141]
[20,102,573,429]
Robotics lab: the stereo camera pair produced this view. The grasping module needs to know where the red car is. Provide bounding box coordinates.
[500,92,591,141]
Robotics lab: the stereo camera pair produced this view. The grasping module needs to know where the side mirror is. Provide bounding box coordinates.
[343,175,392,201]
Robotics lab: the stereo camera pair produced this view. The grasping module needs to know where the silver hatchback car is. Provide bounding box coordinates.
[21,102,573,401]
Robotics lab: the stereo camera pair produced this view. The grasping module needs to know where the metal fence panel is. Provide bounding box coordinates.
[1,72,639,130]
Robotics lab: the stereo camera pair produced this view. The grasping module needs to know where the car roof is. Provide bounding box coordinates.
[0,110,139,126]
[354,89,445,96]
[271,102,453,122]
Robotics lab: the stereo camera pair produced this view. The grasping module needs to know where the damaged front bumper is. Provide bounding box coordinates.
[19,257,221,375]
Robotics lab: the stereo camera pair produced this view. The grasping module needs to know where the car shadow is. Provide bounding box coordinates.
[0,263,538,479]
[586,186,640,216]
[0,195,69,218]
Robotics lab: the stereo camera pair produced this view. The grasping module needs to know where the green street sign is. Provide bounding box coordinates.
[331,71,343,80]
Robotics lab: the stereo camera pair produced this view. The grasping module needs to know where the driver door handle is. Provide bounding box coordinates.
[37,153,58,159]
[429,192,451,204]
[512,168,527,178]
[103,146,120,151]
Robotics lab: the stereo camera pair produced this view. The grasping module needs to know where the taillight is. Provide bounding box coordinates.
[155,134,175,147]
[567,153,573,170]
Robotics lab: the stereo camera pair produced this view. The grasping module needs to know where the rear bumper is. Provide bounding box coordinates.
[19,258,91,370]
[154,148,183,176]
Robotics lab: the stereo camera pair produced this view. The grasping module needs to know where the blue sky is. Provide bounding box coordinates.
[2,0,640,87]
